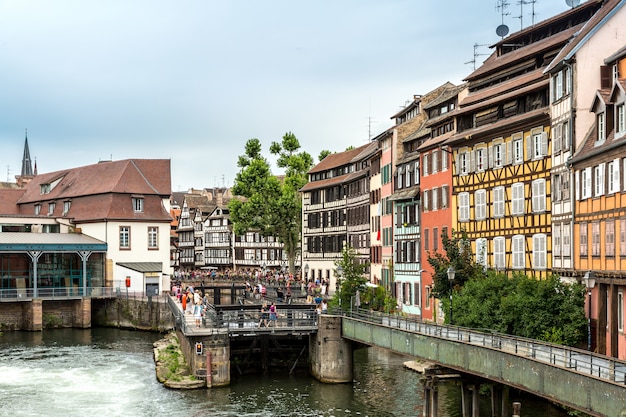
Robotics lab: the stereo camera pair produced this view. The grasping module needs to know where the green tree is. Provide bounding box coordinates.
[427,229,483,299]
[229,134,313,273]
[318,150,331,161]
[452,271,586,346]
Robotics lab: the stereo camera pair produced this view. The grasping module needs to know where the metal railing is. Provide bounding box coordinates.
[342,308,626,386]
[0,286,121,301]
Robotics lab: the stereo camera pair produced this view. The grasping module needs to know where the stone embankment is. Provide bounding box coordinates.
[153,332,205,389]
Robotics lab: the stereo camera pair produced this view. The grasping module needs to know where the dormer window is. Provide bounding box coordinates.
[40,184,51,194]
[63,201,71,215]
[48,202,55,215]
[35,204,41,215]
[617,103,625,136]
[132,197,144,212]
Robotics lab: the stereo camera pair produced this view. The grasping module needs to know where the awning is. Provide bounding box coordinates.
[388,188,420,202]
[116,262,163,273]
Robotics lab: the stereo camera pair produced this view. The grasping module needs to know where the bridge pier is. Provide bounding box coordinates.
[177,330,231,387]
[460,382,480,417]
[309,315,353,383]
[422,376,439,417]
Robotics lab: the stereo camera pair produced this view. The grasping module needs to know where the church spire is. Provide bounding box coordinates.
[21,129,34,177]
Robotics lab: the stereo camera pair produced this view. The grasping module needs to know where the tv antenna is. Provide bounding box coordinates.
[465,43,490,70]
[495,0,510,38]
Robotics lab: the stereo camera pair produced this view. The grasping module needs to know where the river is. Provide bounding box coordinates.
[0,328,570,417]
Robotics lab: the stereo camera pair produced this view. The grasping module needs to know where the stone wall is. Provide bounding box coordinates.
[0,303,24,330]
[91,296,174,331]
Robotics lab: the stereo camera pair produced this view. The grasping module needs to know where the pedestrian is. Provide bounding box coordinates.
[181,288,188,312]
[193,301,203,328]
[269,302,277,327]
[321,299,328,314]
[259,302,269,328]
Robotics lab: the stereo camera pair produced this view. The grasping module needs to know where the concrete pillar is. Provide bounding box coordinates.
[23,299,43,331]
[461,383,480,417]
[309,315,353,383]
[423,377,439,417]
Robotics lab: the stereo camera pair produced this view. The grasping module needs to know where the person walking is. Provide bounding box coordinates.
[269,302,277,327]
[258,302,269,328]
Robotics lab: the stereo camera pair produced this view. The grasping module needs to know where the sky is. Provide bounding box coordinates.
[0,0,572,191]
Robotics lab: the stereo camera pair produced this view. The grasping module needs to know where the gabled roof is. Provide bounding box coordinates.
[308,142,372,174]
[0,189,26,215]
[590,88,612,112]
[609,79,626,102]
[545,0,625,73]
[17,159,171,204]
[423,83,466,111]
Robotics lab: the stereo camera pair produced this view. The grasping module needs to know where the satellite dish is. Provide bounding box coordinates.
[565,0,580,7]
[496,24,509,38]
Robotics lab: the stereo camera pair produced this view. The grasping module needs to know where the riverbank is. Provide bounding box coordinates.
[153,332,205,389]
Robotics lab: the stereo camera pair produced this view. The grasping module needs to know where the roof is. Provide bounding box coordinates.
[423,84,466,111]
[402,121,431,144]
[388,188,419,202]
[17,159,172,204]
[0,232,107,251]
[465,24,583,81]
[605,44,626,64]
[460,68,546,108]
[116,262,164,273]
[0,189,26,215]
[445,108,549,146]
[308,143,372,174]
[545,0,624,73]
[300,172,351,192]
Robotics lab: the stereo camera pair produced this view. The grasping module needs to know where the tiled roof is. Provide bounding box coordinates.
[402,121,431,143]
[445,108,549,146]
[461,68,546,108]
[17,159,171,204]
[0,231,106,246]
[423,84,466,111]
[0,189,25,215]
[417,130,456,152]
[571,122,625,166]
[545,0,624,73]
[465,24,583,81]
[300,173,351,192]
[308,142,372,174]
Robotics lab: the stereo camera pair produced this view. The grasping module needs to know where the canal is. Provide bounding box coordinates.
[0,328,570,416]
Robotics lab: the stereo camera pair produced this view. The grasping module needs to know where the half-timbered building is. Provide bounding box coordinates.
[572,46,626,359]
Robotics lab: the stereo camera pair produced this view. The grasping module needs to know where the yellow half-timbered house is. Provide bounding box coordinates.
[443,6,603,279]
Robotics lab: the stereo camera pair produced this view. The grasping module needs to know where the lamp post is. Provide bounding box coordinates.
[304,263,309,281]
[261,262,266,280]
[584,271,596,351]
[447,266,456,325]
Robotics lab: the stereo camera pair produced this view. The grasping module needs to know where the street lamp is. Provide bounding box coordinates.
[304,263,309,280]
[336,265,344,308]
[447,266,456,325]
[584,271,596,351]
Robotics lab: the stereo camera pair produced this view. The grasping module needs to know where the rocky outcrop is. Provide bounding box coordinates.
[153,332,205,389]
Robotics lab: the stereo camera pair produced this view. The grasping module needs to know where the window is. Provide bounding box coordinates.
[441,148,449,171]
[563,121,571,150]
[553,124,562,154]
[475,147,486,171]
[597,113,606,142]
[594,164,605,197]
[34,204,41,215]
[406,163,412,188]
[476,238,487,266]
[532,234,546,269]
[532,132,547,159]
[581,167,592,199]
[132,197,144,212]
[608,159,620,194]
[432,150,439,173]
[63,201,71,215]
[553,224,561,257]
[441,185,449,208]
[606,221,615,257]
[493,186,505,217]
[513,137,524,164]
[423,189,430,212]
[475,189,486,220]
[494,237,505,270]
[424,229,430,251]
[48,203,55,215]
[148,227,159,249]
[580,223,588,256]
[512,235,525,269]
[459,192,470,222]
[563,224,571,258]
[617,104,625,136]
[397,166,404,189]
[592,222,600,257]
[532,179,546,213]
[511,182,524,216]
[423,155,429,177]
[433,227,439,251]
[493,142,504,168]
[120,226,130,249]
[621,219,626,256]
[459,151,469,175]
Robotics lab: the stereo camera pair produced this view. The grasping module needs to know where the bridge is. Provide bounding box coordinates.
[341,309,626,417]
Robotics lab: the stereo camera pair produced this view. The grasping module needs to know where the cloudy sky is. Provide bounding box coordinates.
[1,0,571,191]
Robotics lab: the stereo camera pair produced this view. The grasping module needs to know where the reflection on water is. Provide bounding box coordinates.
[0,329,569,417]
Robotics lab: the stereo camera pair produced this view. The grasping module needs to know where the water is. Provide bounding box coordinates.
[0,329,570,417]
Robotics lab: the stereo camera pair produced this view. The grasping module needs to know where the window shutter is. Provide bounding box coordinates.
[469,150,476,173]
[488,145,494,168]
[505,141,512,165]
[614,158,621,191]
[541,132,548,156]
[525,134,531,161]
[600,65,611,89]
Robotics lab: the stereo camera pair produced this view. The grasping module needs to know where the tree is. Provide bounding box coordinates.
[318,150,331,162]
[329,245,395,313]
[452,271,587,346]
[427,229,483,299]
[229,134,313,273]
